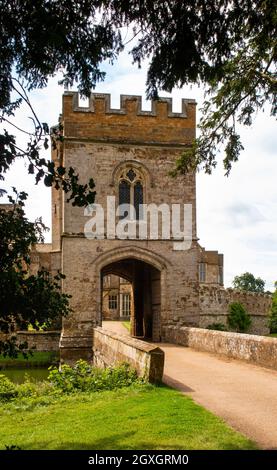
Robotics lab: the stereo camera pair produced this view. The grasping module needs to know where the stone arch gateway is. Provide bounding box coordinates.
[97,246,167,341]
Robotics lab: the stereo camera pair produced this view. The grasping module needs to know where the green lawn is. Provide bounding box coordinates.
[122,321,131,332]
[268,333,277,338]
[0,385,256,450]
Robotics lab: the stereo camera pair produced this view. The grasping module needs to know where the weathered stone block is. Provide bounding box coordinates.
[92,326,164,383]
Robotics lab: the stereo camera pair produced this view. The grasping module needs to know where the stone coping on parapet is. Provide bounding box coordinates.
[163,326,277,370]
[93,326,163,354]
[64,91,196,119]
[199,284,272,298]
[16,330,61,335]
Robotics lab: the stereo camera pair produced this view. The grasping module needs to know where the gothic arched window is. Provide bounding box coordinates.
[118,168,144,220]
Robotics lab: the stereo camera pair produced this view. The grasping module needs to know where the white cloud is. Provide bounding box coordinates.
[196,114,277,291]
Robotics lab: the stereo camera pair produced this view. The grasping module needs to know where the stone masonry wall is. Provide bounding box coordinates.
[61,238,201,348]
[14,331,60,352]
[92,326,164,383]
[199,285,272,335]
[163,326,277,370]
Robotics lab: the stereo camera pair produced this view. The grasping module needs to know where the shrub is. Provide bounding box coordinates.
[16,377,57,399]
[48,360,139,393]
[0,374,18,401]
[269,313,277,333]
[0,362,140,404]
[227,302,252,332]
[206,323,226,331]
[268,289,277,333]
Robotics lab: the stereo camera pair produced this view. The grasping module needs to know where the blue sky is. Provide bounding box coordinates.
[2,51,277,291]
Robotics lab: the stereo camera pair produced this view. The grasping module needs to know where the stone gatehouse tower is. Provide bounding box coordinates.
[49,92,224,362]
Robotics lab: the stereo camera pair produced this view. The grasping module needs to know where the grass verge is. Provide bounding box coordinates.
[122,321,131,332]
[0,385,256,450]
[0,352,58,368]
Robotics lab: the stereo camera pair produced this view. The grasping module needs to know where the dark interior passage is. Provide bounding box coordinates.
[101,258,161,341]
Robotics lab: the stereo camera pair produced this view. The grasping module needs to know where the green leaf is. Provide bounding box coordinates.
[44,174,54,187]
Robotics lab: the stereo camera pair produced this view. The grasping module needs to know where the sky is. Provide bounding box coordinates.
[1,50,277,291]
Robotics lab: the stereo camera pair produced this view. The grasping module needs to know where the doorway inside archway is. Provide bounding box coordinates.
[101,258,161,342]
[102,274,132,321]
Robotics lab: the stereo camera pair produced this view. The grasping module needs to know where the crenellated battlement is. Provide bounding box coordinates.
[62,91,196,146]
[64,91,196,119]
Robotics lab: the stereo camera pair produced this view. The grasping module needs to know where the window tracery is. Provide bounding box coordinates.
[118,167,144,219]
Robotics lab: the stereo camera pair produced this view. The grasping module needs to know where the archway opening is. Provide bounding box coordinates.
[101,258,161,342]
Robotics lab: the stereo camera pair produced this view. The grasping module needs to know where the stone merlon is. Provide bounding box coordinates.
[62,92,196,146]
